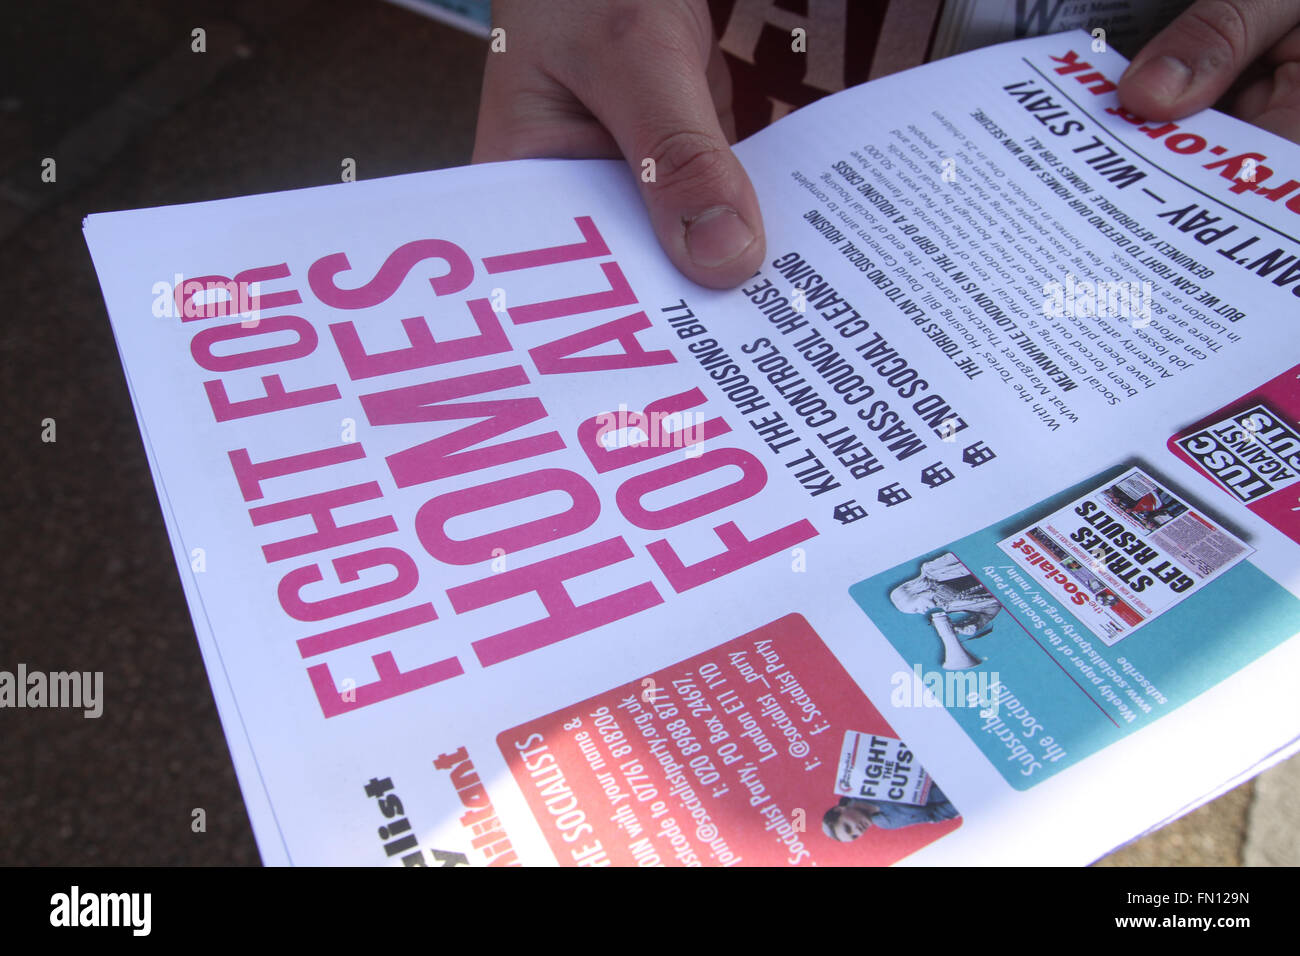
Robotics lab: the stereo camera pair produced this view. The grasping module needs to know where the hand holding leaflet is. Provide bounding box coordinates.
[84,31,1300,864]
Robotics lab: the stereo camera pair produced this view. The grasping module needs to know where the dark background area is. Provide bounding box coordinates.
[2,0,483,866]
[0,0,1262,866]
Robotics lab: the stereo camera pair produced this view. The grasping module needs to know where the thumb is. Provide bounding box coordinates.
[576,32,765,288]
[635,128,766,289]
[1118,0,1300,120]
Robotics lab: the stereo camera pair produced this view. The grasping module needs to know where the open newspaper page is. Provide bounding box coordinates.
[83,31,1300,866]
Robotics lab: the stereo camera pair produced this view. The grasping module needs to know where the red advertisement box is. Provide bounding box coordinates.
[498,614,962,866]
[1168,363,1300,546]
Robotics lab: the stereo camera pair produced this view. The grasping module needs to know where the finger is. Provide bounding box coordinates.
[472,59,622,163]
[706,38,739,144]
[561,12,765,288]
[1264,23,1300,63]
[1230,27,1300,142]
[1232,60,1300,142]
[1118,0,1300,120]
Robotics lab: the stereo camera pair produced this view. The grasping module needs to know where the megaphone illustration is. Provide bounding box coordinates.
[930,611,980,670]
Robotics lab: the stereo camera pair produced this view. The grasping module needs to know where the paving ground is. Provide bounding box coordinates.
[1,0,1295,866]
